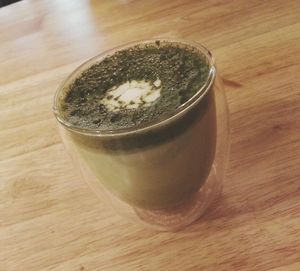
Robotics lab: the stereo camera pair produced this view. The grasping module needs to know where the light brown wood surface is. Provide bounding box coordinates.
[1,0,300,270]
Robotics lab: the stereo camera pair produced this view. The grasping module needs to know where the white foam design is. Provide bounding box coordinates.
[101,79,162,111]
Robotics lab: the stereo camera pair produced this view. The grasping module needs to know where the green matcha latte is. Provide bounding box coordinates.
[55,40,217,210]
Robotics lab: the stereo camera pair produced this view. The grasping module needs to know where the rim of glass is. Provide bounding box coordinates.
[53,38,216,137]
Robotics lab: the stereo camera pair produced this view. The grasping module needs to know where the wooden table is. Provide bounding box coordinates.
[1,0,300,270]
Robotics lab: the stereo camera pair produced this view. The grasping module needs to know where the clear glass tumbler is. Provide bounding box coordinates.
[53,39,230,231]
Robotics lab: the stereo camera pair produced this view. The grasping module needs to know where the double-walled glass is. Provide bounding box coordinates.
[53,39,229,231]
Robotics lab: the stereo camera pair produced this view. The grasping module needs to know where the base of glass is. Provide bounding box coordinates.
[80,161,222,231]
[133,164,222,231]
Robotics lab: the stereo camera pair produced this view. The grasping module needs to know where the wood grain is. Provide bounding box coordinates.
[1,0,300,270]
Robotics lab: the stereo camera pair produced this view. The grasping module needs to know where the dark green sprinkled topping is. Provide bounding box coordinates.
[61,41,209,130]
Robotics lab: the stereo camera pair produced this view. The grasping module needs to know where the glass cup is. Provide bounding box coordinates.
[53,39,230,231]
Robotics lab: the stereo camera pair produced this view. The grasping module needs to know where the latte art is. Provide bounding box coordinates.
[101,79,162,111]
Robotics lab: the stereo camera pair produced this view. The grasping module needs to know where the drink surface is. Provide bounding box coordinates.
[60,41,209,130]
